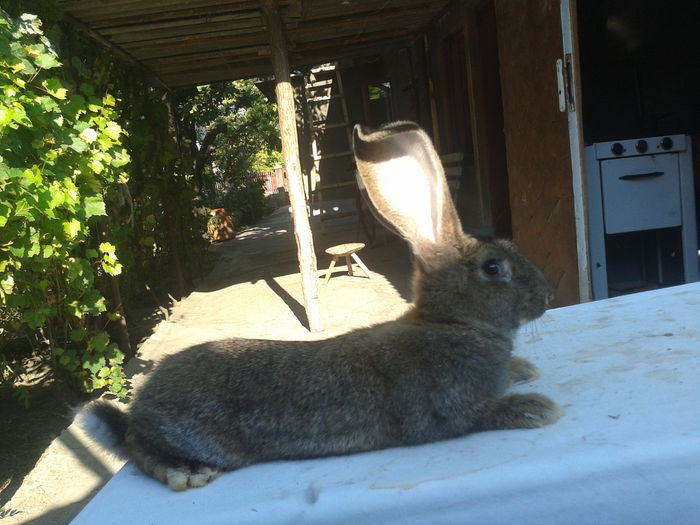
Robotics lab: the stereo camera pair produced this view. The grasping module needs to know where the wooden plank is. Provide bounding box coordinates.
[287,0,303,18]
[119,28,264,52]
[122,22,422,65]
[298,3,444,24]
[62,14,172,92]
[302,0,443,19]
[494,0,579,306]
[63,0,258,20]
[315,181,356,190]
[74,5,260,29]
[145,45,268,68]
[260,0,323,333]
[153,34,407,87]
[312,121,349,130]
[312,150,352,161]
[126,32,268,61]
[59,0,451,90]
[289,29,416,59]
[108,17,261,43]
[160,64,271,87]
[145,31,411,81]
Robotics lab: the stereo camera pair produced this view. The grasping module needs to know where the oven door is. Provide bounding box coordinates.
[600,155,681,234]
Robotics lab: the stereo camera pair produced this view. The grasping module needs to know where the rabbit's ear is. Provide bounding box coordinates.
[353,122,464,267]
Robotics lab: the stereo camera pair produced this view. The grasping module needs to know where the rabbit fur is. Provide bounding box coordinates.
[88,121,562,491]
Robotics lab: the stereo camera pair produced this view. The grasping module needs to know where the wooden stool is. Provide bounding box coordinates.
[323,242,371,284]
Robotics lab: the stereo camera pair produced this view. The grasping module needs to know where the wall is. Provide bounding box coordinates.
[494,0,580,306]
[425,1,513,237]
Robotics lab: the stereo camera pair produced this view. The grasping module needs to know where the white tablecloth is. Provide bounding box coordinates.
[71,283,700,525]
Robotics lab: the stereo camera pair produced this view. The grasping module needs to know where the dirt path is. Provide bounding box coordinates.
[1,208,413,525]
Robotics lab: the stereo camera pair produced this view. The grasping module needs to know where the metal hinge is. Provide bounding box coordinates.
[556,54,575,113]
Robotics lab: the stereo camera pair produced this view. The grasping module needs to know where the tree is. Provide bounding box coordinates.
[176,79,282,198]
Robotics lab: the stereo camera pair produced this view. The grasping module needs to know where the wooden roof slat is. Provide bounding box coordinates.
[289,15,437,44]
[156,35,415,88]
[61,0,451,89]
[102,1,437,44]
[121,30,267,60]
[147,45,269,70]
[159,61,271,87]
[297,2,444,25]
[122,11,430,61]
[60,0,260,20]
[143,30,410,75]
[298,0,431,19]
[101,12,261,39]
[71,4,262,28]
[292,29,417,57]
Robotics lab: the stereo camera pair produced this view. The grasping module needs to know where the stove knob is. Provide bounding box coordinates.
[660,137,673,150]
[611,142,624,156]
[635,140,648,153]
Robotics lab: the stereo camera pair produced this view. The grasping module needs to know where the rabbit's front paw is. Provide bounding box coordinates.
[509,357,540,385]
[475,393,563,431]
[166,465,222,491]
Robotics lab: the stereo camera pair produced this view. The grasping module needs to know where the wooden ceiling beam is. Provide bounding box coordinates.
[102,12,261,38]
[298,0,437,20]
[61,0,258,20]
[145,45,269,69]
[62,13,172,92]
[108,18,261,44]
[298,4,443,27]
[122,30,267,60]
[60,0,451,90]
[138,24,415,76]
[160,62,272,87]
[289,18,431,45]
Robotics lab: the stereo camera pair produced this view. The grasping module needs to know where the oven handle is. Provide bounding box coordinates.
[619,171,664,181]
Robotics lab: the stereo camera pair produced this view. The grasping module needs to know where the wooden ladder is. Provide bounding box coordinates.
[304,64,357,232]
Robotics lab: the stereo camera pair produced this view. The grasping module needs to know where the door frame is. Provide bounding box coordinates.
[560,0,592,302]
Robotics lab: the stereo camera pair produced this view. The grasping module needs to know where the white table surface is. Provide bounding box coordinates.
[71,283,700,525]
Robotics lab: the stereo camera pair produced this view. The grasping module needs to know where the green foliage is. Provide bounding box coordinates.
[220,178,268,228]
[0,9,127,397]
[1,352,29,407]
[0,6,282,407]
[179,79,282,195]
[250,149,283,174]
[115,81,209,297]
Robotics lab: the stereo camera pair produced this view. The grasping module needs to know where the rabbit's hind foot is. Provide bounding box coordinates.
[164,464,222,491]
[509,357,540,385]
[126,433,222,491]
[475,393,563,431]
[142,456,221,491]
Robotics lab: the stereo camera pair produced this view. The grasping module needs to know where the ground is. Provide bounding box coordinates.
[0,207,413,524]
[0,304,167,518]
[1,361,81,519]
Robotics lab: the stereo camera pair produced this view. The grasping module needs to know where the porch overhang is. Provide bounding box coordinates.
[58,0,453,90]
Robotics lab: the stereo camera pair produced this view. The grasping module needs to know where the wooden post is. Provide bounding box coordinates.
[260,0,323,332]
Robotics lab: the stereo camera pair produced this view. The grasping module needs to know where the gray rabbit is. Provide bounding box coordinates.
[88,121,562,491]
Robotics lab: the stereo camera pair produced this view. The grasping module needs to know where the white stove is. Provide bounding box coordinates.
[585,135,698,299]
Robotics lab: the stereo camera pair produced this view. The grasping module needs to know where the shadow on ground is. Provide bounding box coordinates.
[196,207,414,303]
[2,207,415,525]
[0,378,83,509]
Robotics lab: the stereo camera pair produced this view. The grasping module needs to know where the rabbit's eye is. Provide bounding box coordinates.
[481,259,511,281]
[483,260,503,276]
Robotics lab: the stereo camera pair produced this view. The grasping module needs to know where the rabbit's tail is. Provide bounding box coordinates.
[76,401,130,458]
[90,401,129,441]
